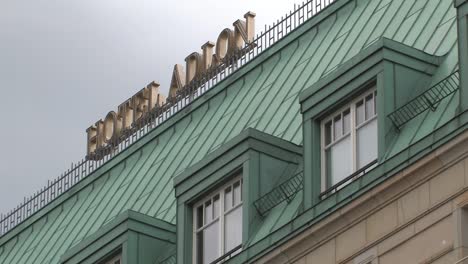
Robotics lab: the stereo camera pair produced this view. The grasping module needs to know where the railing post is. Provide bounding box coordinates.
[455,0,468,112]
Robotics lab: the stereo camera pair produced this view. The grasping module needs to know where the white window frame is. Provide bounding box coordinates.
[192,176,243,264]
[320,88,377,191]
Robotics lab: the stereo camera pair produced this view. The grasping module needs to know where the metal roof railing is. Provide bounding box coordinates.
[388,71,460,129]
[0,0,334,237]
[319,159,377,200]
[158,254,176,264]
[209,245,243,264]
[254,172,303,216]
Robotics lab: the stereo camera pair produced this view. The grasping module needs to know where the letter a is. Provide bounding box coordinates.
[169,64,186,97]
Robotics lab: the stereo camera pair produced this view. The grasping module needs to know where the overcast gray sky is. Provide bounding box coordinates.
[0,0,306,214]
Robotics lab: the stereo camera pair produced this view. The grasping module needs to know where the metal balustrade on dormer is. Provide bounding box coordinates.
[254,172,304,216]
[319,159,378,200]
[158,254,176,264]
[388,71,460,129]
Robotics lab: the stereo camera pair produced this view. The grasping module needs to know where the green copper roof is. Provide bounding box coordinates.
[0,0,460,263]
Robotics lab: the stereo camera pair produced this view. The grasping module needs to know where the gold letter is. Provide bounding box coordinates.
[132,88,150,123]
[201,41,215,71]
[147,81,166,110]
[86,119,104,157]
[185,52,203,84]
[86,125,98,157]
[103,111,121,144]
[244,11,256,43]
[215,28,235,62]
[118,99,133,129]
[169,64,186,97]
[95,120,104,148]
[232,12,256,49]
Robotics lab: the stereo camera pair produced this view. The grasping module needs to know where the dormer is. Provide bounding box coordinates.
[59,210,176,264]
[173,128,302,264]
[299,38,449,208]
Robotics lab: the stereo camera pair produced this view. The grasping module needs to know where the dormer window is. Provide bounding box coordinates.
[321,89,377,188]
[193,177,243,264]
[175,128,302,264]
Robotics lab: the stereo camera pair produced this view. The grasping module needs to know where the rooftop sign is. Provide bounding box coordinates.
[2,0,335,238]
[86,12,256,160]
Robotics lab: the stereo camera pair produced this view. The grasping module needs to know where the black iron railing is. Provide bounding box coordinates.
[254,172,303,216]
[209,245,243,264]
[319,159,378,199]
[388,71,460,129]
[158,254,176,264]
[0,0,334,237]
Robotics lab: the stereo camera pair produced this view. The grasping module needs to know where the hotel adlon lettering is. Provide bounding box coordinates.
[86,12,256,159]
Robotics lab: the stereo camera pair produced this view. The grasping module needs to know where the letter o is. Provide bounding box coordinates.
[215,28,235,62]
[185,52,203,83]
[103,111,120,143]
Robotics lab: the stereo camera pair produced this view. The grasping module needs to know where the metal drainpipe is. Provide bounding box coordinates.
[456,0,468,112]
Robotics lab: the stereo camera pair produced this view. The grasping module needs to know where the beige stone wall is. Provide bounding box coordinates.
[258,132,468,264]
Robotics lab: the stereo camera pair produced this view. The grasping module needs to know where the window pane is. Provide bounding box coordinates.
[197,206,204,228]
[327,135,352,186]
[374,91,377,115]
[356,101,365,125]
[233,182,241,206]
[343,109,351,134]
[205,201,212,224]
[365,94,374,120]
[197,232,204,264]
[213,195,220,218]
[325,121,332,145]
[325,149,332,184]
[225,187,232,211]
[357,118,378,169]
[333,115,342,140]
[203,221,219,264]
[225,206,242,253]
